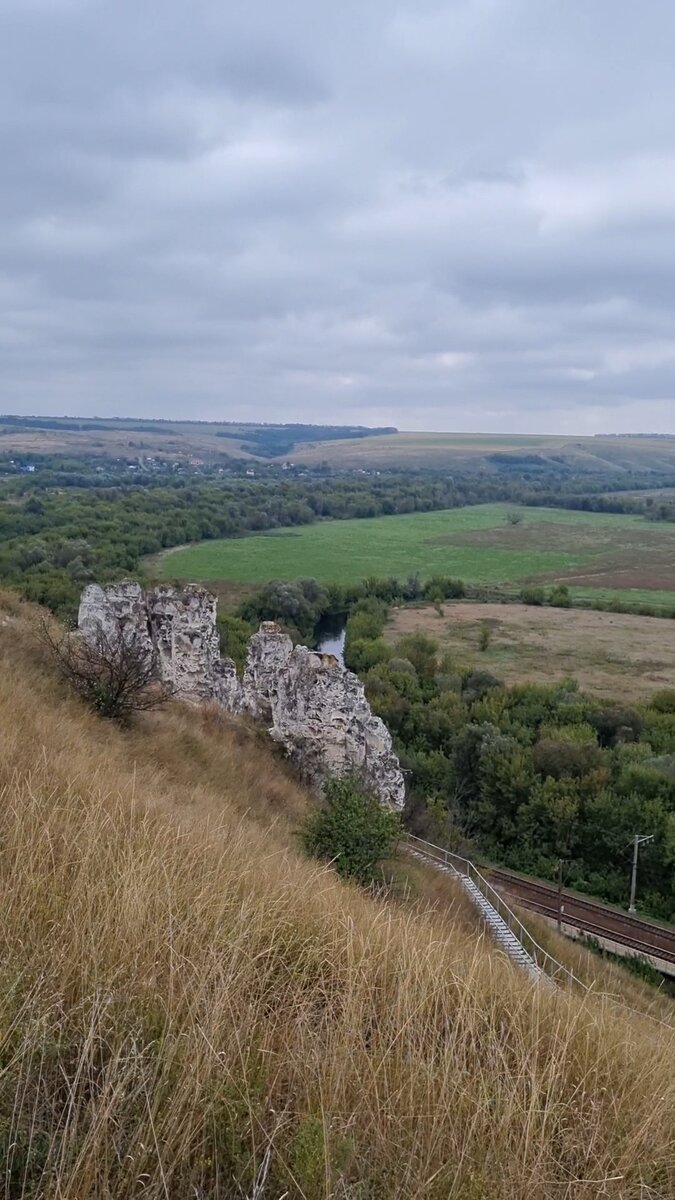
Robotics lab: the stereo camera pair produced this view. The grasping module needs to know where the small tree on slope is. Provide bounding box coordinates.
[39,616,172,724]
[303,776,401,885]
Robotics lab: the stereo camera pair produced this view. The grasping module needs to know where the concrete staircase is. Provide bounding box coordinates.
[460,869,546,983]
[407,845,549,985]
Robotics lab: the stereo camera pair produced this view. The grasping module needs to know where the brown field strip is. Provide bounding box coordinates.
[385,602,675,701]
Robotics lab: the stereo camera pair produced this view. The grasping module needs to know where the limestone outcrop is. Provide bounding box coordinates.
[78,581,153,664]
[241,624,406,808]
[147,585,221,703]
[79,581,221,703]
[78,581,406,809]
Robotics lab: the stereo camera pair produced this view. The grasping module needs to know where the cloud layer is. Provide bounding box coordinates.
[2,0,674,432]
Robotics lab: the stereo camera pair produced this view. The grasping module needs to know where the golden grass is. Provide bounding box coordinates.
[385,602,675,703]
[517,907,675,1026]
[0,594,674,1198]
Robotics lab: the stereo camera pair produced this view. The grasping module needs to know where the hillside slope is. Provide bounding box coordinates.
[0,594,674,1198]
[286,430,675,474]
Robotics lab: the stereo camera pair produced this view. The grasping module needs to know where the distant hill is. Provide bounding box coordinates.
[0,415,397,463]
[285,429,675,475]
[3,417,675,481]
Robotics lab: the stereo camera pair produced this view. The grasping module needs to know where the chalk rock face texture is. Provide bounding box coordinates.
[243,622,296,722]
[78,581,153,664]
[260,637,406,809]
[78,584,405,808]
[78,581,220,702]
[212,657,246,714]
[240,621,404,807]
[146,585,221,702]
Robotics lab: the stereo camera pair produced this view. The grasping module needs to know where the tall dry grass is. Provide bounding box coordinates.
[394,857,675,1028]
[0,594,674,1198]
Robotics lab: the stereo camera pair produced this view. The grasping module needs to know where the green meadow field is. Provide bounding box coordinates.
[154,503,675,606]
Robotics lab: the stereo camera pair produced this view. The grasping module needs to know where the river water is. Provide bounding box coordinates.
[315,615,346,665]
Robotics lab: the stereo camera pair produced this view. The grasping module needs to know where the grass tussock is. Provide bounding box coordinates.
[0,594,674,1198]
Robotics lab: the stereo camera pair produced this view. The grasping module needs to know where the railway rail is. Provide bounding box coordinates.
[486,867,675,965]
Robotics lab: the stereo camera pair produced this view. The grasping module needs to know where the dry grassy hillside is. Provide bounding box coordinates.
[286,430,675,473]
[0,593,674,1199]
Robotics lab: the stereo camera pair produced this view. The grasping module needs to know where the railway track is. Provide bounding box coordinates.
[486,868,675,965]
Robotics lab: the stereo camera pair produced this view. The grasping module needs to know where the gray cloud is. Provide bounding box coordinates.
[1,0,675,432]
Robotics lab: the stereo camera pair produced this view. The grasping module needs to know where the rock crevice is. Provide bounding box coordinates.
[78,582,405,808]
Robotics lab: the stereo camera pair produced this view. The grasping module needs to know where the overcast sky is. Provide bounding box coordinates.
[2,0,675,433]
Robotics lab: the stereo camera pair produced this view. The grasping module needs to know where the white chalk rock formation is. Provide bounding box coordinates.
[252,629,406,808]
[78,580,221,702]
[146,585,221,702]
[78,583,405,808]
[78,581,153,664]
[212,657,247,714]
[242,621,296,721]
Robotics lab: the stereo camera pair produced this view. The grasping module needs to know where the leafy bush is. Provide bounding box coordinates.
[520,586,545,606]
[393,633,439,679]
[388,656,417,675]
[462,670,503,704]
[303,777,401,884]
[646,754,675,782]
[549,584,571,607]
[478,623,492,652]
[590,706,644,748]
[641,710,675,753]
[533,737,604,780]
[423,575,466,600]
[346,598,388,641]
[345,637,391,674]
[538,721,596,744]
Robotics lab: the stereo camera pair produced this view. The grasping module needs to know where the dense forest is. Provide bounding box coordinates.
[219,423,398,457]
[0,468,519,615]
[526,491,675,522]
[347,596,675,920]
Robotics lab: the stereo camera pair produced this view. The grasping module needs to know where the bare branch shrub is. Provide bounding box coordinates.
[38,615,172,722]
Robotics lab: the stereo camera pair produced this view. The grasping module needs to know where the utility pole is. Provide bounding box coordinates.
[628,834,654,914]
[557,858,564,933]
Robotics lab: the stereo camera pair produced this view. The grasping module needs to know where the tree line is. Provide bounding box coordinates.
[0,470,502,616]
[1,446,673,620]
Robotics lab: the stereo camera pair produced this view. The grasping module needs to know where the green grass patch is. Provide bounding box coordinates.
[570,586,675,610]
[155,503,673,603]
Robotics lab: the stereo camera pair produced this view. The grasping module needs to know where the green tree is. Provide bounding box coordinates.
[533,737,604,780]
[549,584,571,607]
[345,637,391,674]
[217,613,254,671]
[303,777,400,884]
[518,777,581,860]
[393,633,439,679]
[476,729,535,847]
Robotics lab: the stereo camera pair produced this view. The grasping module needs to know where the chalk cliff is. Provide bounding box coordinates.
[78,582,405,808]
